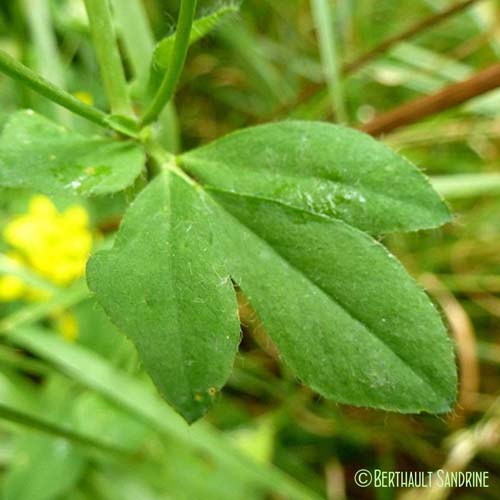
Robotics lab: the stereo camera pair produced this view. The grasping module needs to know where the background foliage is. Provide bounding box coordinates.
[0,0,500,498]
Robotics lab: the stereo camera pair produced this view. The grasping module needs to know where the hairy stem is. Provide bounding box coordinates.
[83,0,133,116]
[0,49,108,126]
[141,0,197,126]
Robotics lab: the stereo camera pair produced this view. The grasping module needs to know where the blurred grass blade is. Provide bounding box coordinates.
[0,280,89,335]
[310,0,347,122]
[0,403,128,455]
[389,43,472,83]
[111,0,155,77]
[431,173,500,199]
[216,21,293,107]
[22,0,69,124]
[23,0,65,87]
[83,0,133,116]
[0,344,48,375]
[0,370,128,456]
[8,326,322,500]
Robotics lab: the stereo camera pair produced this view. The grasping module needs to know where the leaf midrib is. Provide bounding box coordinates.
[180,156,449,230]
[160,172,195,401]
[207,190,450,405]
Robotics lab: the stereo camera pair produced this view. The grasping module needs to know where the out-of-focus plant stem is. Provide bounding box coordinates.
[431,173,500,199]
[83,0,134,117]
[310,0,347,123]
[23,0,69,124]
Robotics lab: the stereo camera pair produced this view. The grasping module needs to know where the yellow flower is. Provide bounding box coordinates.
[0,275,26,301]
[53,310,79,342]
[73,91,94,106]
[3,195,92,287]
[0,195,93,341]
[0,252,27,301]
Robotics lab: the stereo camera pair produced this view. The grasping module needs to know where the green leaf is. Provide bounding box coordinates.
[78,119,455,420]
[86,170,241,422]
[206,192,457,413]
[152,5,238,71]
[179,121,451,235]
[0,110,145,196]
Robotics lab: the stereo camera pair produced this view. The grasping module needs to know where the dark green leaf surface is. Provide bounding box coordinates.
[207,192,457,413]
[87,170,241,422]
[0,110,145,196]
[179,121,451,235]
[87,120,456,421]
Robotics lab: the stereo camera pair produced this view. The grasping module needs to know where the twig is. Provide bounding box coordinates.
[361,62,500,136]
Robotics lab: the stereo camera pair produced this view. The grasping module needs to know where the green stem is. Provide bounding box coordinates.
[83,0,133,117]
[0,49,108,126]
[141,0,197,126]
[111,0,181,150]
[158,102,182,153]
[310,0,348,123]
